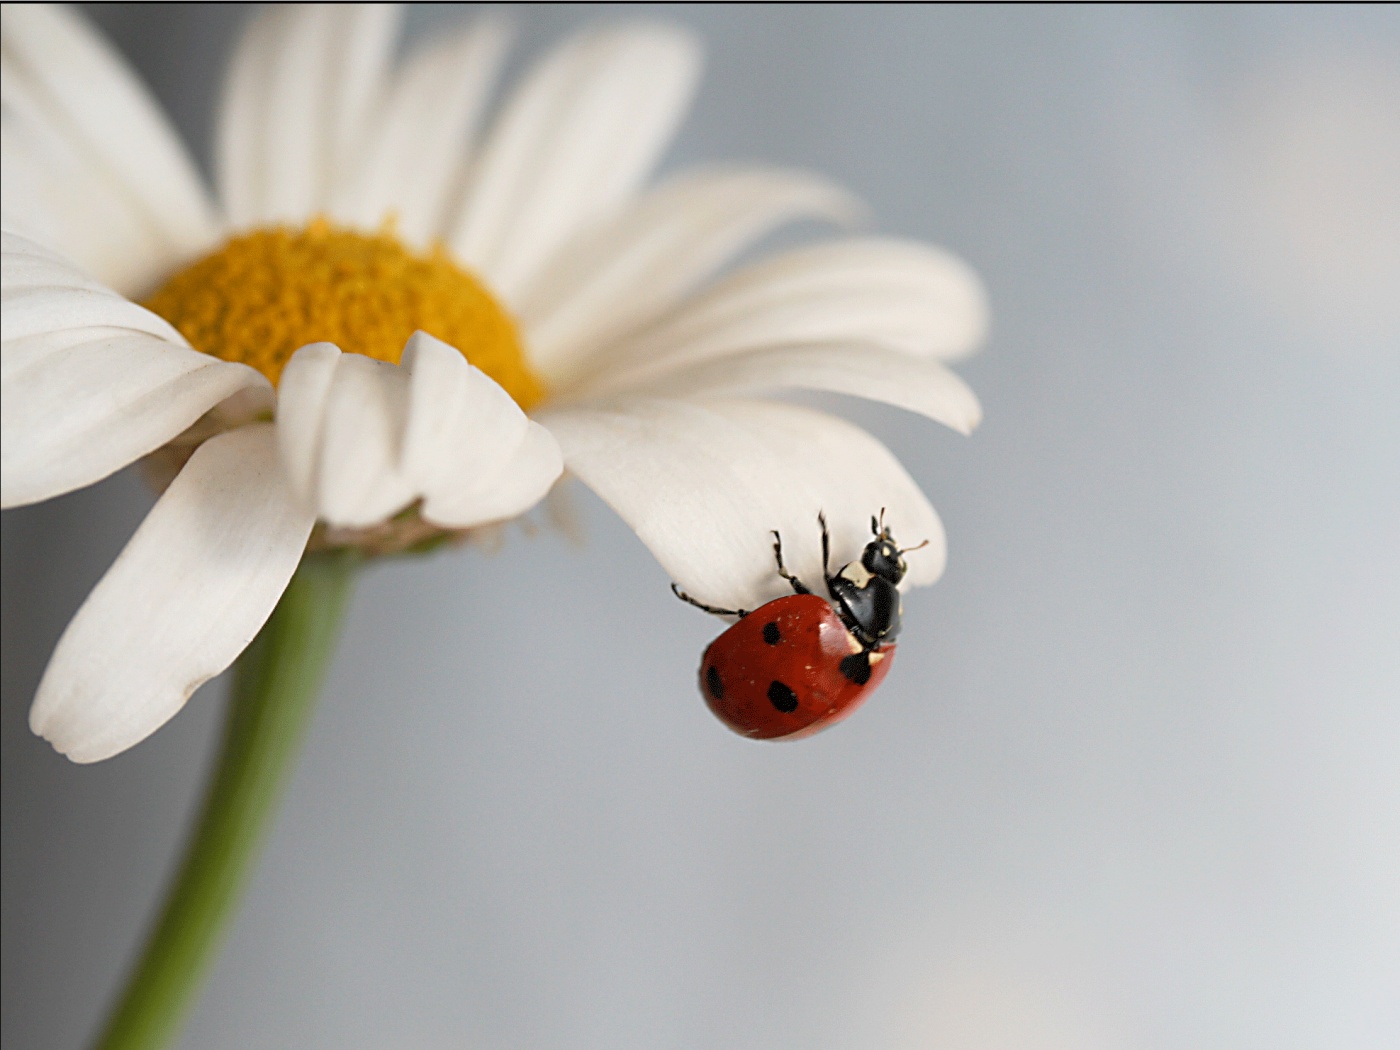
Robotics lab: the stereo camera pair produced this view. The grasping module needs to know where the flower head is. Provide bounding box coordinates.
[1,4,986,761]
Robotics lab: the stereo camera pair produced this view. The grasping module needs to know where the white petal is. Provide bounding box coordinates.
[278,335,559,529]
[277,344,415,527]
[449,24,701,303]
[1,227,111,293]
[539,397,945,613]
[29,424,315,763]
[400,334,526,484]
[0,5,219,293]
[216,4,402,226]
[272,341,342,505]
[214,2,277,225]
[717,399,946,589]
[2,282,184,344]
[1,326,265,508]
[325,4,402,180]
[399,331,561,528]
[592,239,989,389]
[1,234,266,507]
[332,17,512,245]
[314,355,416,527]
[1,84,161,294]
[425,420,561,528]
[2,229,187,342]
[516,165,864,386]
[586,342,982,435]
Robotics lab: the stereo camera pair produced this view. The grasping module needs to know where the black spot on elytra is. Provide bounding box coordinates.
[706,664,724,700]
[767,680,798,712]
[839,652,872,685]
[762,621,782,645]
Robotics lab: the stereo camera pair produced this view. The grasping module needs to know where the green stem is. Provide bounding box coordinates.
[95,550,359,1050]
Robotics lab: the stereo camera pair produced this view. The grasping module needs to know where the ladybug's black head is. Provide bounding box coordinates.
[860,510,927,585]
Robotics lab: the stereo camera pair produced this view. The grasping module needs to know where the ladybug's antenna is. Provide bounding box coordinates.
[872,507,889,537]
[898,539,930,555]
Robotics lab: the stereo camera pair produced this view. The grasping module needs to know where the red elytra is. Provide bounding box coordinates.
[699,594,895,741]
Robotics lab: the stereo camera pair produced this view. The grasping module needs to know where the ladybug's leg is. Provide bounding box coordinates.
[818,510,844,603]
[671,583,748,619]
[771,530,812,595]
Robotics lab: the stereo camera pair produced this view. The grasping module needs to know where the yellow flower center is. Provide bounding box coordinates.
[143,218,544,409]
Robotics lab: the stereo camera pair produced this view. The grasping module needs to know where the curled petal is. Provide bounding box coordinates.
[450,24,702,302]
[273,341,342,506]
[30,424,315,763]
[400,332,562,529]
[277,344,415,528]
[423,421,561,529]
[539,397,945,613]
[517,165,863,385]
[277,334,560,529]
[313,355,417,527]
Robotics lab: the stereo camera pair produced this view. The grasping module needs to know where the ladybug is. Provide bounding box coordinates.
[673,511,926,740]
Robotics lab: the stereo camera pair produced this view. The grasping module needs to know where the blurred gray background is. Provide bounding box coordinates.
[4,4,1399,1048]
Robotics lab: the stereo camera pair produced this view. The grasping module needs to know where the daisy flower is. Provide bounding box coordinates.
[1,3,986,764]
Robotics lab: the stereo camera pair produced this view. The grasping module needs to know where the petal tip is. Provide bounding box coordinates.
[28,694,105,764]
[957,394,984,435]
